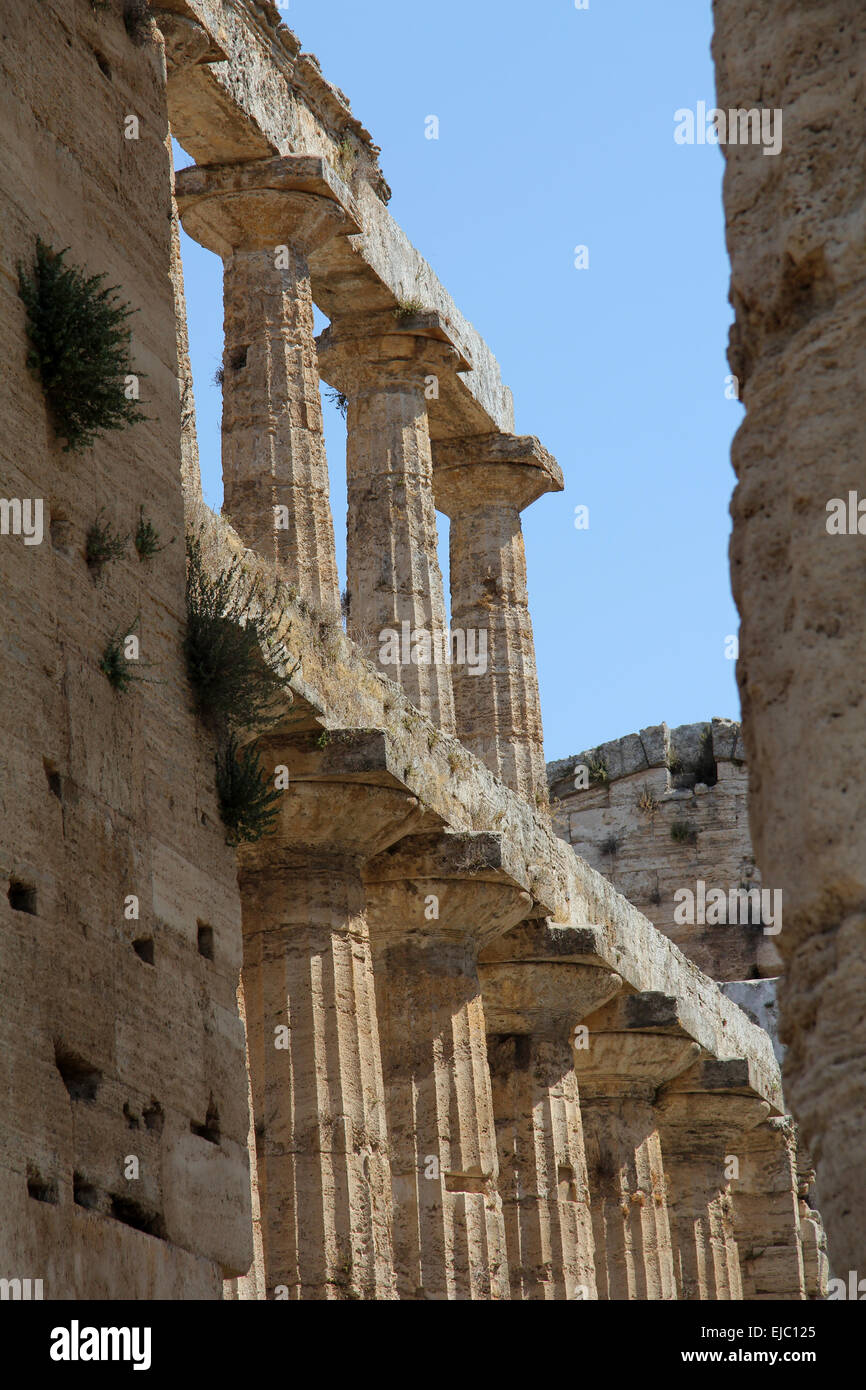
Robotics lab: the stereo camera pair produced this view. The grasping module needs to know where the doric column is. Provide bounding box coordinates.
[479,922,623,1300]
[657,1060,778,1301]
[237,730,427,1299]
[363,832,533,1299]
[176,156,359,612]
[433,434,563,804]
[574,991,703,1300]
[727,1094,806,1300]
[318,310,469,730]
[667,1061,804,1300]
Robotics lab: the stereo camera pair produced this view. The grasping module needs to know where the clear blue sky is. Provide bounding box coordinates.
[175,0,742,763]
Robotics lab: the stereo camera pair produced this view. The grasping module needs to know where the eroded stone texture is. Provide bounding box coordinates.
[713,0,866,1273]
[1,0,819,1306]
[435,436,563,806]
[548,720,780,981]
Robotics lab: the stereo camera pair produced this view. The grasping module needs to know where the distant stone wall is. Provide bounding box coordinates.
[548,719,782,982]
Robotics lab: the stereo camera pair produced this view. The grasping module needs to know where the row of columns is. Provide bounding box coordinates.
[175,152,562,805]
[233,764,806,1303]
[164,85,805,1302]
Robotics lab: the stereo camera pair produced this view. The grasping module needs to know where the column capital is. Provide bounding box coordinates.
[175,155,361,257]
[242,729,428,864]
[318,308,472,394]
[364,830,533,952]
[433,433,564,513]
[575,989,705,1099]
[479,921,623,1039]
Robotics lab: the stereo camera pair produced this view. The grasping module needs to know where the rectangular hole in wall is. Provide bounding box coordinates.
[142,1100,164,1134]
[73,1173,100,1211]
[196,921,214,961]
[27,1170,58,1205]
[54,1044,101,1103]
[8,880,37,914]
[109,1194,166,1239]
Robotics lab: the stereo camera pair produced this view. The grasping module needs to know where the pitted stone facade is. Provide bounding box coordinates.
[0,0,842,1301]
[548,719,781,984]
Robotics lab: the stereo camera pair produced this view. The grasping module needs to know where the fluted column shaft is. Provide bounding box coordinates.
[574,1002,703,1300]
[176,156,359,612]
[220,246,339,608]
[478,935,623,1300]
[434,440,563,803]
[486,1031,595,1300]
[319,313,464,730]
[733,1117,806,1299]
[656,1090,765,1301]
[236,732,425,1299]
[364,833,533,1299]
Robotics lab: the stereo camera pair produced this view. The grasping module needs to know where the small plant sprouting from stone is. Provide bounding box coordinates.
[666,751,684,776]
[670,821,698,846]
[185,532,300,845]
[214,734,282,846]
[600,835,619,857]
[426,728,440,753]
[393,298,426,322]
[637,784,659,816]
[587,757,609,786]
[447,749,464,775]
[134,508,168,560]
[326,388,349,420]
[334,136,357,181]
[99,620,141,693]
[213,366,225,388]
[86,510,128,569]
[184,531,299,732]
[17,239,145,453]
[316,730,332,749]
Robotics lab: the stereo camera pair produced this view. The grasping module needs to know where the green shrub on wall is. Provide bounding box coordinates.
[184,532,298,731]
[214,734,283,847]
[185,531,300,845]
[18,239,145,453]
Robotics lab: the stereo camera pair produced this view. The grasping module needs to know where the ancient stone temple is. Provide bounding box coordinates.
[0,0,852,1301]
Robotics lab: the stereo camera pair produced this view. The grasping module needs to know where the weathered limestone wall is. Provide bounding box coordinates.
[0,0,251,1297]
[548,719,781,981]
[713,0,866,1275]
